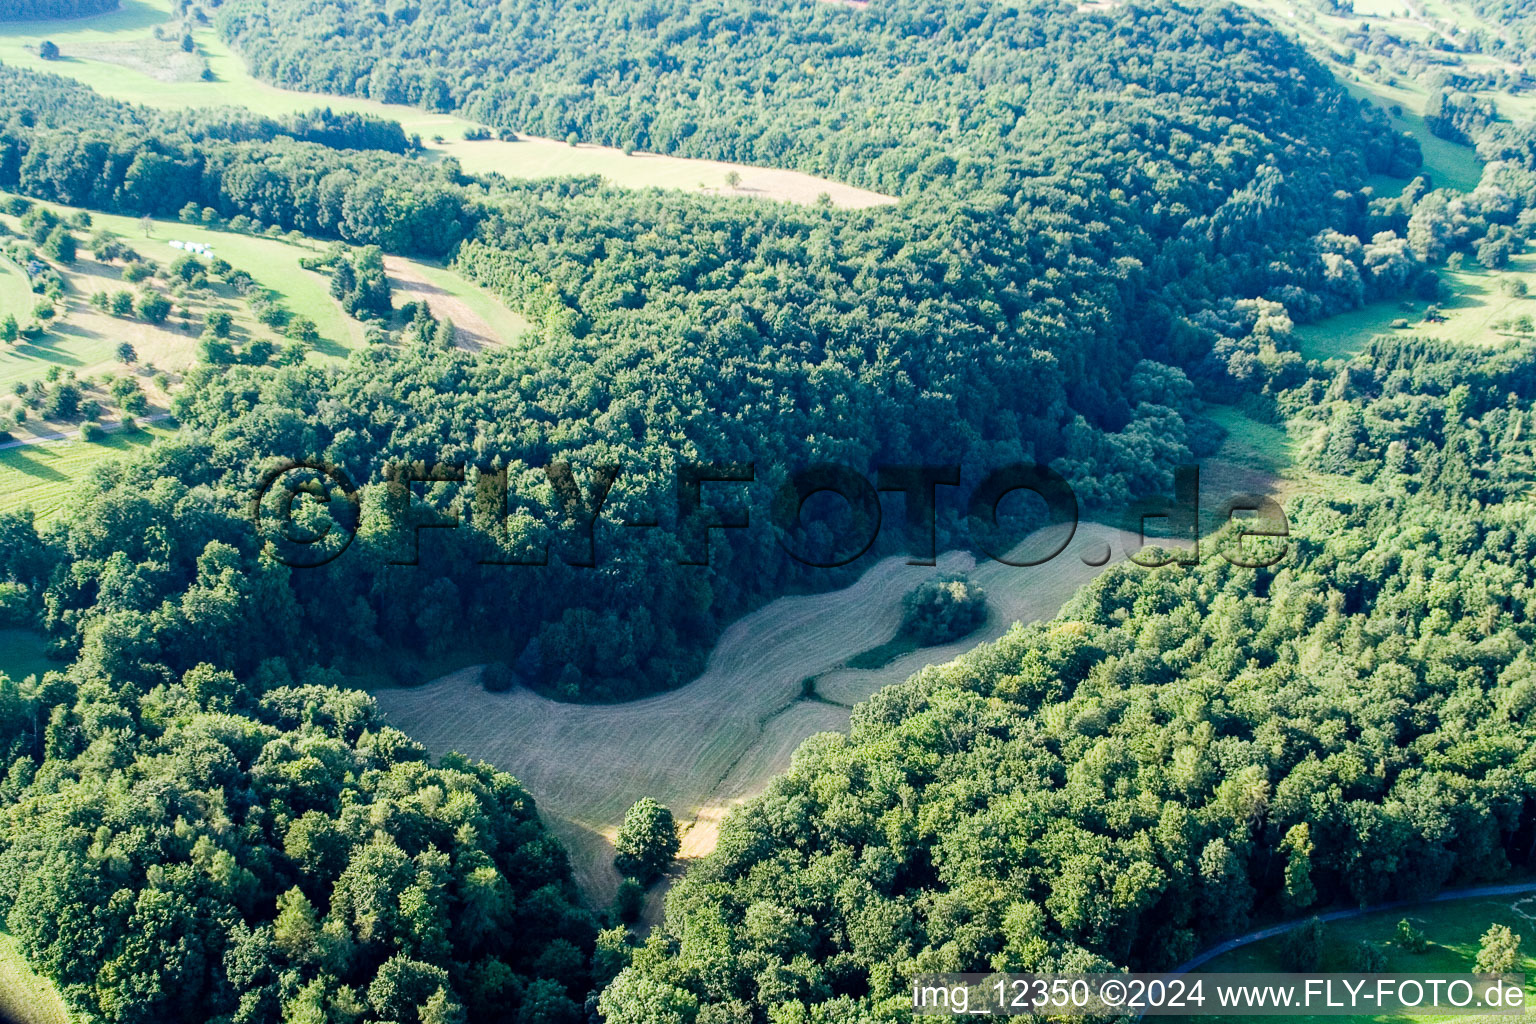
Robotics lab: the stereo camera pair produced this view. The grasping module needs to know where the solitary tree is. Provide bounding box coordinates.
[1475,925,1522,973]
[38,40,59,60]
[725,170,742,190]
[116,342,137,363]
[614,798,679,884]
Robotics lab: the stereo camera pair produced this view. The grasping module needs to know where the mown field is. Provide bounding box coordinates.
[0,420,176,521]
[0,930,73,1024]
[0,0,893,209]
[375,524,1141,905]
[1173,890,1536,1024]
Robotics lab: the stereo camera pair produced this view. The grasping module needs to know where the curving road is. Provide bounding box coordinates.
[1172,880,1536,975]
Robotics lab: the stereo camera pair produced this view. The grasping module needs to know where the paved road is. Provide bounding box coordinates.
[1172,880,1536,974]
[0,412,171,452]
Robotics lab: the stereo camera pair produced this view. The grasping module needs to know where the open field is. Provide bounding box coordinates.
[1236,0,1491,193]
[1292,298,1419,362]
[0,0,894,209]
[375,524,1140,905]
[0,628,53,684]
[382,255,527,351]
[1172,890,1536,1024]
[0,194,526,431]
[0,420,176,521]
[0,930,73,1024]
[1292,252,1536,363]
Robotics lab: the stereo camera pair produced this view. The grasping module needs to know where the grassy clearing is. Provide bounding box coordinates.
[0,421,176,522]
[382,256,527,350]
[1,194,528,396]
[0,930,73,1024]
[1172,893,1536,1024]
[375,524,1138,906]
[1434,254,1536,347]
[0,0,892,208]
[1289,253,1536,363]
[1292,298,1420,363]
[1235,0,1488,193]
[0,628,53,683]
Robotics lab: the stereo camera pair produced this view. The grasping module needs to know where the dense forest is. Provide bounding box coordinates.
[603,341,1536,1021]
[0,1,1450,701]
[0,0,117,20]
[2,0,1536,1019]
[215,0,1421,193]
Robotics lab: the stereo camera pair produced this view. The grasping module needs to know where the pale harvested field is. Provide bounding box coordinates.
[375,522,1138,904]
[0,0,895,211]
[382,256,528,351]
[445,134,896,211]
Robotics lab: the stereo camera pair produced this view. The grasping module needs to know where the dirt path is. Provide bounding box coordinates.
[0,412,171,452]
[375,522,1139,905]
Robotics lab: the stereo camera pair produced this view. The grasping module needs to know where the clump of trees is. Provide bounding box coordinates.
[900,574,987,645]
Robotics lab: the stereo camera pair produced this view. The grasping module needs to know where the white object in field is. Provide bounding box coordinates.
[168,241,214,256]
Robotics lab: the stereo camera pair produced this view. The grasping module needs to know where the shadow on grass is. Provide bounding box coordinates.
[0,449,68,483]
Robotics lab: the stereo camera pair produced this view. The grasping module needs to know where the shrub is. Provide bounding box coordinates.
[481,661,516,692]
[135,291,172,324]
[204,309,234,337]
[1396,919,1429,953]
[614,879,645,924]
[1475,925,1522,974]
[1279,918,1327,971]
[285,315,320,344]
[79,421,104,442]
[121,261,153,284]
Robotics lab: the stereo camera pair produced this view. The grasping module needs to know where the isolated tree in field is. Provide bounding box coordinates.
[204,309,233,337]
[481,661,515,692]
[1476,925,1522,973]
[285,315,319,345]
[116,342,136,363]
[1279,918,1327,971]
[38,40,58,60]
[901,574,987,644]
[139,215,154,238]
[135,292,171,325]
[1396,919,1429,953]
[614,798,679,884]
[725,171,742,190]
[0,316,16,344]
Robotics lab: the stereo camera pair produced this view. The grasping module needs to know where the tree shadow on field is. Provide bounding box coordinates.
[0,449,68,483]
